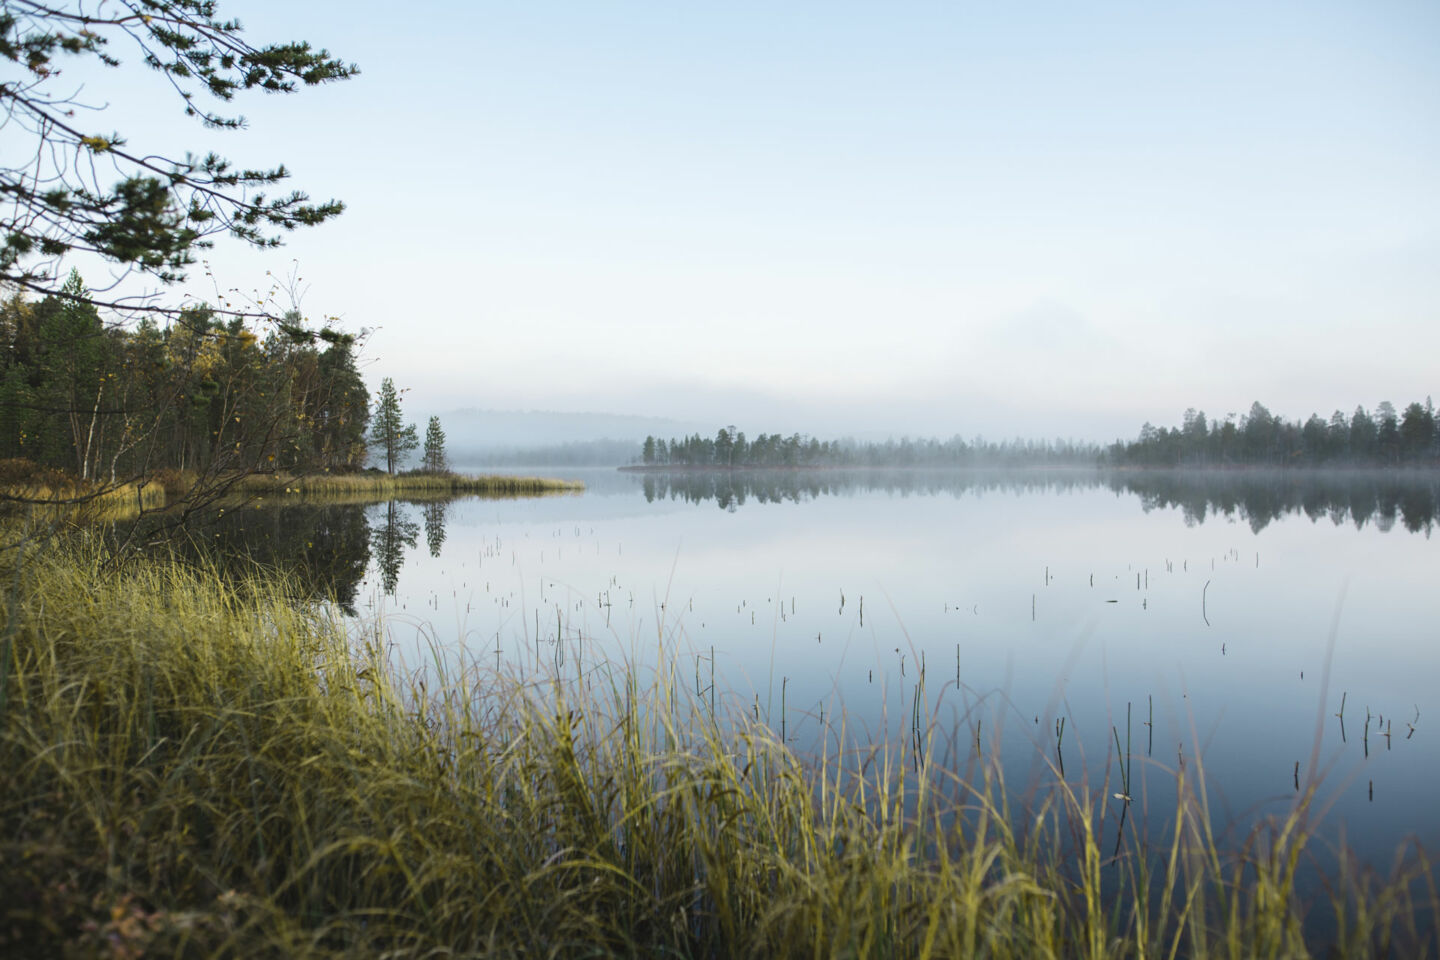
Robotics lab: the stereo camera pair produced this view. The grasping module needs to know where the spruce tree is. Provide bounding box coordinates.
[423,416,449,473]
[368,378,418,474]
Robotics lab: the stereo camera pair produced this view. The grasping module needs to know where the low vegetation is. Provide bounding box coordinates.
[0,534,1432,957]
[0,458,166,522]
[0,459,581,520]
[225,470,583,499]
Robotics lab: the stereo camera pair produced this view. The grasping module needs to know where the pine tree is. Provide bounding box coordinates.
[1,2,354,324]
[368,378,418,474]
[422,416,448,473]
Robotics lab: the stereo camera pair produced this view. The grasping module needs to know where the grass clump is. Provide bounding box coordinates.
[0,457,166,521]
[0,535,1433,957]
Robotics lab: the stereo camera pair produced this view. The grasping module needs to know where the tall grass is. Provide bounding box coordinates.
[0,536,1432,957]
[0,456,166,522]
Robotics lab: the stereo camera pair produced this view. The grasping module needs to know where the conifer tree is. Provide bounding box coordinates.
[423,416,448,473]
[368,378,417,474]
[1,1,354,324]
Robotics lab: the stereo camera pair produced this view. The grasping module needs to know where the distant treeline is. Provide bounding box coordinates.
[1105,400,1439,468]
[640,429,1098,468]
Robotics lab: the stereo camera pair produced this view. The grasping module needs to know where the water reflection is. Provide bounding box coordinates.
[111,470,1435,616]
[631,468,1439,534]
[423,501,448,557]
[113,495,460,611]
[117,501,375,613]
[638,468,1102,509]
[370,500,421,594]
[1110,470,1439,534]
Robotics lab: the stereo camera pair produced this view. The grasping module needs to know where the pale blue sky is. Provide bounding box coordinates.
[83,1,1440,440]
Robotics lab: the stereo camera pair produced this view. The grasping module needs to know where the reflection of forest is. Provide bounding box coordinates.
[1110,470,1440,534]
[105,472,1435,611]
[639,468,1440,534]
[641,469,1103,510]
[114,496,457,612]
[116,502,375,613]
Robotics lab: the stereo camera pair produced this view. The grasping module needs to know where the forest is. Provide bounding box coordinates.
[0,271,370,484]
[640,429,1099,468]
[1103,400,1440,468]
[639,401,1440,473]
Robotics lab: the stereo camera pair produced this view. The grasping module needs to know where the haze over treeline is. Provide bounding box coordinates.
[639,429,1098,469]
[633,399,1440,471]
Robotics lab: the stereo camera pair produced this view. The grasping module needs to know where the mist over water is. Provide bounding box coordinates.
[198,468,1439,865]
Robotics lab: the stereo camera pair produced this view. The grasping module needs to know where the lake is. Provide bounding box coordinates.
[195,467,1439,868]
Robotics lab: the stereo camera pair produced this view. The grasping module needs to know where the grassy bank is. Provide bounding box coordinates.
[2,462,581,524]
[0,457,166,517]
[0,539,1432,957]
[201,469,584,499]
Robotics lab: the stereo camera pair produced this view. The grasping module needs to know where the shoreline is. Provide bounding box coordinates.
[0,469,583,521]
[619,462,1440,475]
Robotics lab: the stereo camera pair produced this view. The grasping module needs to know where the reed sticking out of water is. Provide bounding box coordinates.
[1145,693,1154,756]
[1,535,1433,958]
[1113,703,1133,801]
[1202,579,1211,626]
[1055,716,1066,777]
[781,676,787,744]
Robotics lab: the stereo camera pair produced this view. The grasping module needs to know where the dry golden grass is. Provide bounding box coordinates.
[150,468,584,500]
[236,470,584,497]
[0,460,167,522]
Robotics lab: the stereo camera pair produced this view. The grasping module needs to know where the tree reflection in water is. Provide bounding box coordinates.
[115,502,374,614]
[632,468,1439,535]
[371,500,421,595]
[424,501,448,558]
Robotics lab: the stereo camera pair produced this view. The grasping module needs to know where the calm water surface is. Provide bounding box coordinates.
[206,468,1440,865]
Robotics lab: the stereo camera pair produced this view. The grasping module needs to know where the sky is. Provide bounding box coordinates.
[61,0,1440,442]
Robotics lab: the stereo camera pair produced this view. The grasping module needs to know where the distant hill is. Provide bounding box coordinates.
[429,409,707,464]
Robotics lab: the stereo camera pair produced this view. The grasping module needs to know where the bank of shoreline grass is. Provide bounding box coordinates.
[0,459,167,521]
[0,463,582,523]
[225,469,583,498]
[0,537,1433,957]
